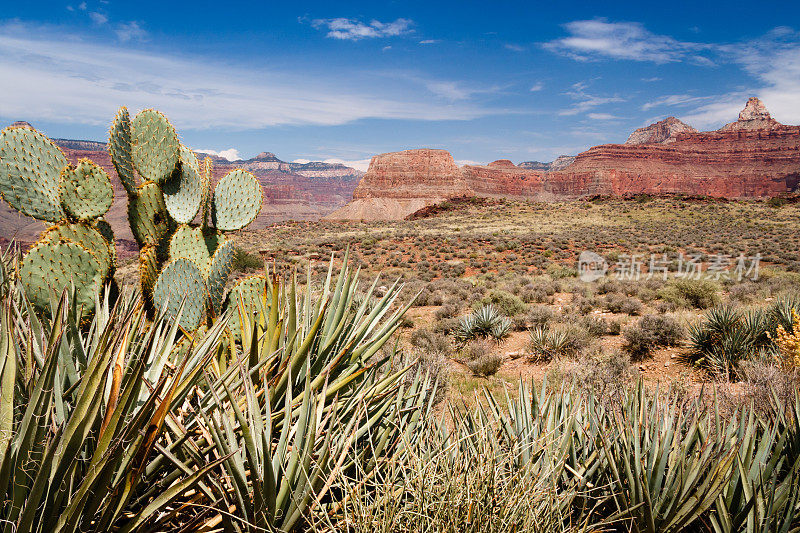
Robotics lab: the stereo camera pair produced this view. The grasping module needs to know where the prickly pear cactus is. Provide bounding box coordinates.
[109,106,264,330]
[0,124,116,315]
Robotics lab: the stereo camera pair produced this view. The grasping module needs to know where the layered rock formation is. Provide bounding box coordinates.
[330,98,800,220]
[625,117,697,145]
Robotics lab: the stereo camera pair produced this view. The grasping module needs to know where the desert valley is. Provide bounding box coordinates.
[3,3,800,530]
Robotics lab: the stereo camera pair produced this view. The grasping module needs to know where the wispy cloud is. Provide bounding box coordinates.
[544,19,710,63]
[642,94,711,111]
[0,21,493,130]
[559,81,624,116]
[529,81,544,92]
[419,39,439,45]
[682,29,800,127]
[310,17,413,41]
[504,43,525,52]
[115,21,146,42]
[195,148,241,161]
[88,12,108,25]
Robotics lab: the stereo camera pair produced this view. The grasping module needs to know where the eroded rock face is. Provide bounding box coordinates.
[332,98,800,220]
[352,149,471,200]
[720,97,781,131]
[625,117,697,145]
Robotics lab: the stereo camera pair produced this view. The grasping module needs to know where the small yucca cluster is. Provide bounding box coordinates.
[453,304,512,345]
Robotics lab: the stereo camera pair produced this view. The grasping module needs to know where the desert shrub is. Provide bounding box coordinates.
[231,247,262,272]
[623,315,684,359]
[739,359,800,414]
[454,305,512,344]
[466,353,503,376]
[546,264,577,279]
[476,289,527,317]
[435,299,461,320]
[547,352,635,399]
[410,328,451,355]
[463,338,493,361]
[686,306,773,378]
[604,293,643,315]
[570,295,595,315]
[658,279,721,309]
[526,305,554,328]
[581,315,615,337]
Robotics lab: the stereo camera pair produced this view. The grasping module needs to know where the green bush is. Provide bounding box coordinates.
[658,278,720,309]
[476,289,527,317]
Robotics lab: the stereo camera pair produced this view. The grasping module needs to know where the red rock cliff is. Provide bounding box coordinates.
[329,98,800,220]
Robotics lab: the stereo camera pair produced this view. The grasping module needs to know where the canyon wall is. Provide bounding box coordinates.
[329,98,800,220]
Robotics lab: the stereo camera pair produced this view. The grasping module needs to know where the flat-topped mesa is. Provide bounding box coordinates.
[353,149,471,199]
[625,117,697,145]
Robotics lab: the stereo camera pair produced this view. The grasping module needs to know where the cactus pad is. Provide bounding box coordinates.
[153,258,208,331]
[224,275,267,337]
[162,155,203,224]
[211,169,262,231]
[207,239,235,314]
[180,145,199,172]
[200,157,213,227]
[131,109,179,184]
[40,222,113,277]
[169,225,225,274]
[0,126,66,222]
[108,107,137,195]
[128,182,170,246]
[20,241,103,314]
[59,159,113,221]
[139,245,159,301]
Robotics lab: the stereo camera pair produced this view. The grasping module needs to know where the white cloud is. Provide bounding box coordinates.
[78,2,87,10]
[195,148,241,161]
[115,21,147,42]
[311,18,413,41]
[89,12,108,25]
[382,45,391,51]
[529,81,544,91]
[587,113,620,120]
[455,159,484,166]
[641,76,661,82]
[545,19,709,63]
[419,39,439,44]
[504,43,525,52]
[0,22,493,130]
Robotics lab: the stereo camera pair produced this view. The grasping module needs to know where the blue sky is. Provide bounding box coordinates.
[1,1,798,169]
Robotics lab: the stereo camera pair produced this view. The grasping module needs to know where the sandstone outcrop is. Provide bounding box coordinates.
[330,98,800,220]
[625,117,697,145]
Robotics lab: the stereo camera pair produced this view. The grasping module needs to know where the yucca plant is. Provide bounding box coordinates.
[454,304,511,345]
[687,306,776,378]
[0,272,226,532]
